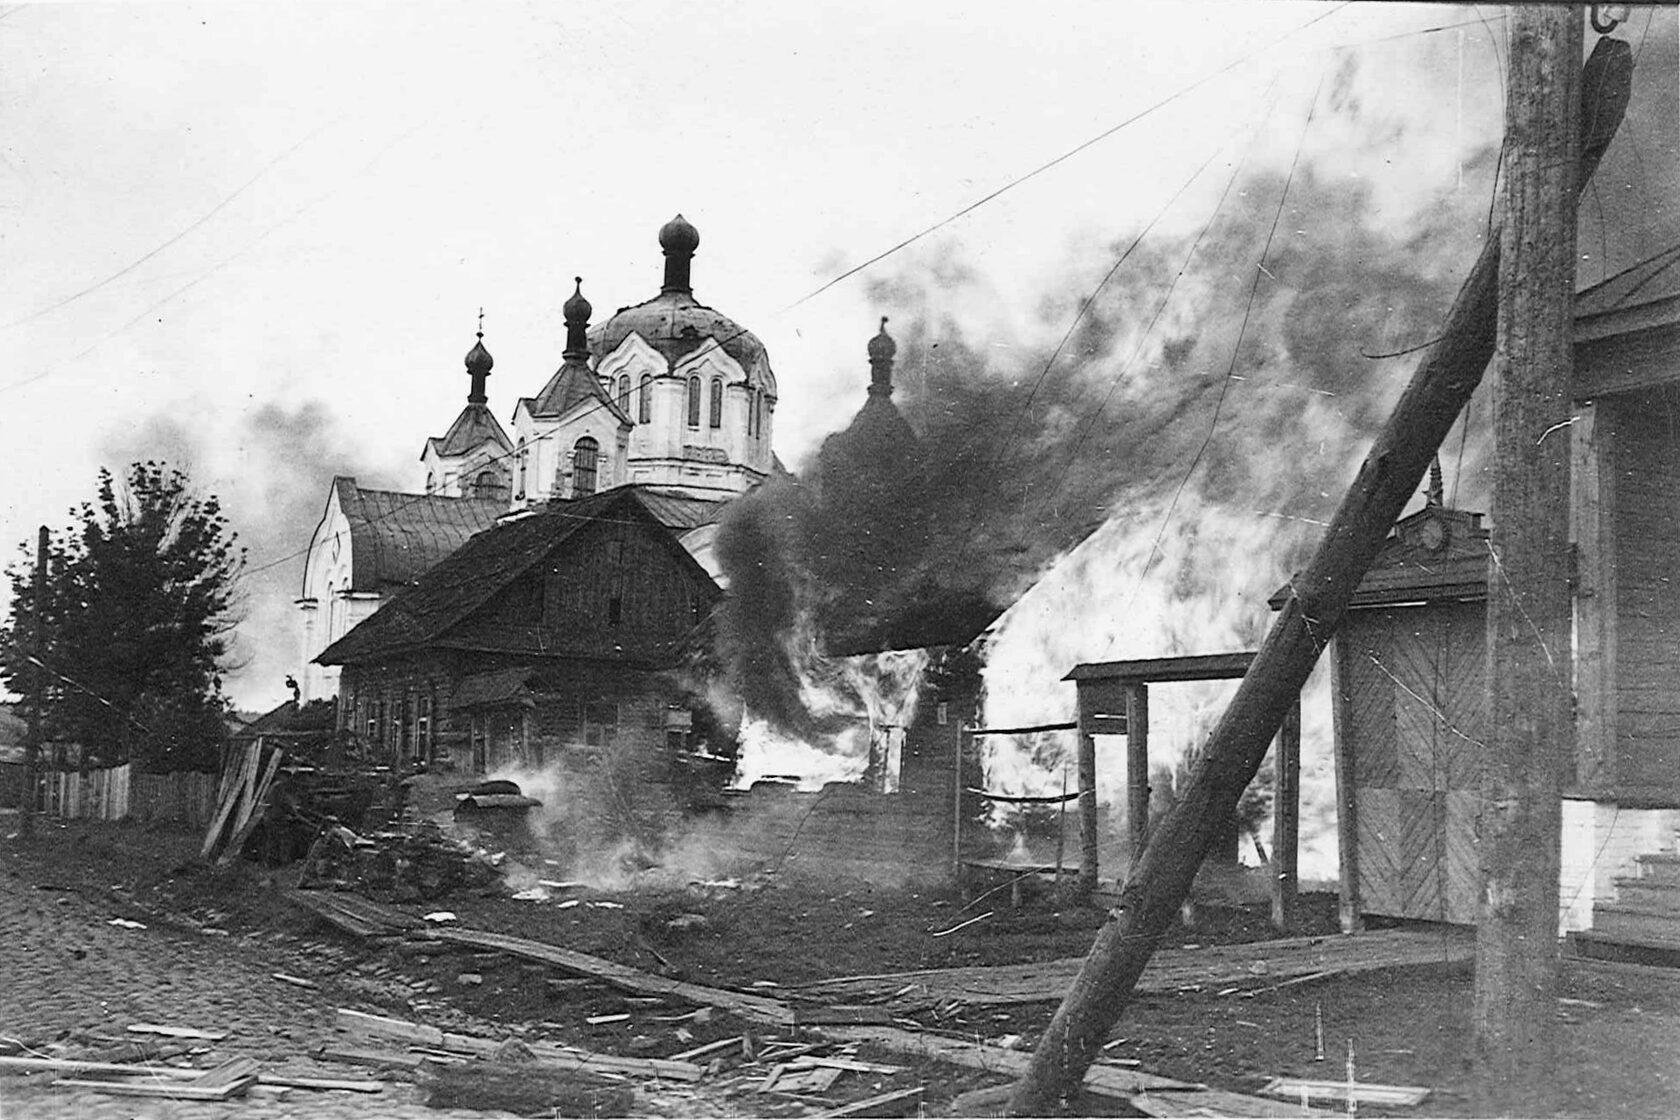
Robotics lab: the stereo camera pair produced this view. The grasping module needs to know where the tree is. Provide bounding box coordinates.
[0,462,245,772]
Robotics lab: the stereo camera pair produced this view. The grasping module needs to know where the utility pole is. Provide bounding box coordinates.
[1472,7,1580,1113]
[1005,33,1631,1116]
[21,525,46,838]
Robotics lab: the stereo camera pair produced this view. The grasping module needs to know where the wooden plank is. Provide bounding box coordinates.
[1125,683,1149,879]
[1064,652,1255,683]
[319,1046,425,1070]
[189,1056,261,1089]
[1330,635,1362,932]
[1259,1077,1430,1107]
[423,927,794,1026]
[217,747,283,865]
[814,1086,925,1118]
[126,1023,227,1041]
[1271,697,1300,931]
[0,1056,201,1080]
[259,1073,385,1093]
[54,1078,251,1101]
[338,1008,444,1045]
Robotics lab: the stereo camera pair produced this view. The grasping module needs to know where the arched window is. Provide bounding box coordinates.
[515,438,528,499]
[473,469,503,500]
[572,437,599,497]
[748,389,759,437]
[616,375,631,415]
[638,374,652,423]
[709,377,723,429]
[686,376,702,427]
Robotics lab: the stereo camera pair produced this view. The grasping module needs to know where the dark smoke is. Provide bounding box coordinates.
[717,157,1497,740]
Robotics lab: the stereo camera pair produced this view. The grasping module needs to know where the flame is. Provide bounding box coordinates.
[732,610,931,790]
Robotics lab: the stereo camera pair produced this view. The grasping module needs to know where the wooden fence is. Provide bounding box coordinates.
[42,764,219,827]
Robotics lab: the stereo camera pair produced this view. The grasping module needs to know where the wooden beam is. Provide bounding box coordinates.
[1125,684,1150,875]
[1570,402,1616,792]
[1076,689,1100,897]
[1065,652,1254,683]
[1472,9,1579,1112]
[1005,37,1632,1116]
[1271,696,1301,931]
[1330,633,1363,933]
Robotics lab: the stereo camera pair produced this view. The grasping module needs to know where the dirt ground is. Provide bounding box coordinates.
[6,817,1680,1117]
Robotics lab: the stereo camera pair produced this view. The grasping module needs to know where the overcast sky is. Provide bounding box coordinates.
[1,2,1673,714]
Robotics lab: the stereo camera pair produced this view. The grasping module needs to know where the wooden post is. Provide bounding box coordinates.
[21,526,46,838]
[1004,40,1630,1116]
[1076,688,1099,898]
[1472,8,1579,1112]
[1270,695,1300,931]
[952,727,967,895]
[1330,635,1364,933]
[1124,683,1149,874]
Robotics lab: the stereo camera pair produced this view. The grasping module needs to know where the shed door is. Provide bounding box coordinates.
[1340,605,1486,924]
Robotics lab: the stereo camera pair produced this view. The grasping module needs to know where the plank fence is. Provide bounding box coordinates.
[42,764,218,827]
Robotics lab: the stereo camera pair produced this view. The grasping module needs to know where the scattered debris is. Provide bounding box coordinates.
[105,918,146,930]
[424,911,458,923]
[668,1036,743,1063]
[423,1060,633,1117]
[931,911,993,938]
[586,1013,631,1026]
[271,972,318,989]
[760,1063,842,1094]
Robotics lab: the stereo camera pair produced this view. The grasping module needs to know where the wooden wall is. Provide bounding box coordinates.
[1336,603,1486,924]
[1606,386,1680,802]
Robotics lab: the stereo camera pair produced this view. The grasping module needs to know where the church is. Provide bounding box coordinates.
[296,215,780,705]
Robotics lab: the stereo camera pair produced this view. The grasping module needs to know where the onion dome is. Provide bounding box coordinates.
[867,317,896,398]
[659,213,701,257]
[464,319,493,404]
[563,276,592,327]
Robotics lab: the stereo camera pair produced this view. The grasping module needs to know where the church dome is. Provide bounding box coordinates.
[659,213,700,256]
[867,317,897,363]
[589,217,773,386]
[563,276,592,325]
[464,334,493,375]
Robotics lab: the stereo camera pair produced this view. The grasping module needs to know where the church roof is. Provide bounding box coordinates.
[523,357,632,424]
[425,402,513,460]
[635,488,728,531]
[589,290,772,385]
[1575,240,1680,334]
[316,486,720,667]
[334,478,505,593]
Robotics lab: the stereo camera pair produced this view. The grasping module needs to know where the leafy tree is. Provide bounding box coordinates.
[0,462,245,772]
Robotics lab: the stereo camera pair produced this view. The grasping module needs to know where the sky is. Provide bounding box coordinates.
[0,1,1675,720]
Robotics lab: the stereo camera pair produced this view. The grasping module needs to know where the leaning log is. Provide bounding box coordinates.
[1006,36,1633,1116]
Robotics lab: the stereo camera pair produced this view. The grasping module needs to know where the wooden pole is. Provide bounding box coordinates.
[21,526,46,838]
[1270,695,1301,932]
[1076,690,1099,898]
[1124,683,1149,872]
[1005,39,1631,1116]
[1472,8,1580,1112]
[1330,636,1363,933]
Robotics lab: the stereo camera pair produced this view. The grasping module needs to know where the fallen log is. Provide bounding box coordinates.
[1006,35,1634,1115]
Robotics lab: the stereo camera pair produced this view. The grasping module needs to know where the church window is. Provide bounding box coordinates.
[426,471,436,493]
[572,437,599,497]
[638,375,652,422]
[709,378,723,428]
[686,376,702,427]
[616,375,631,414]
[516,438,528,499]
[473,470,503,500]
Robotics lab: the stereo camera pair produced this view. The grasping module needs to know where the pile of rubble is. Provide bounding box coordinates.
[298,821,504,903]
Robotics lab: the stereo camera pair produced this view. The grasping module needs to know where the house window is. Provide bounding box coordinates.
[638,374,652,422]
[418,692,434,764]
[516,438,528,499]
[573,437,599,497]
[583,702,618,748]
[608,594,623,625]
[708,377,723,428]
[686,376,702,427]
[616,375,631,414]
[937,701,949,726]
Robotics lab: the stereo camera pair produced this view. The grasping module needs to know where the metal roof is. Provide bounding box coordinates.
[337,479,506,592]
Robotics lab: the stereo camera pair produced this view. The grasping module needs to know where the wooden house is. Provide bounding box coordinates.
[315,486,724,847]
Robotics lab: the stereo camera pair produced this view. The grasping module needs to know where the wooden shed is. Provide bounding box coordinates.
[1308,504,1490,927]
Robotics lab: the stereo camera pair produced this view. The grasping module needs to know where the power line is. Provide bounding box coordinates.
[786,3,1353,311]
[1126,68,1328,615]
